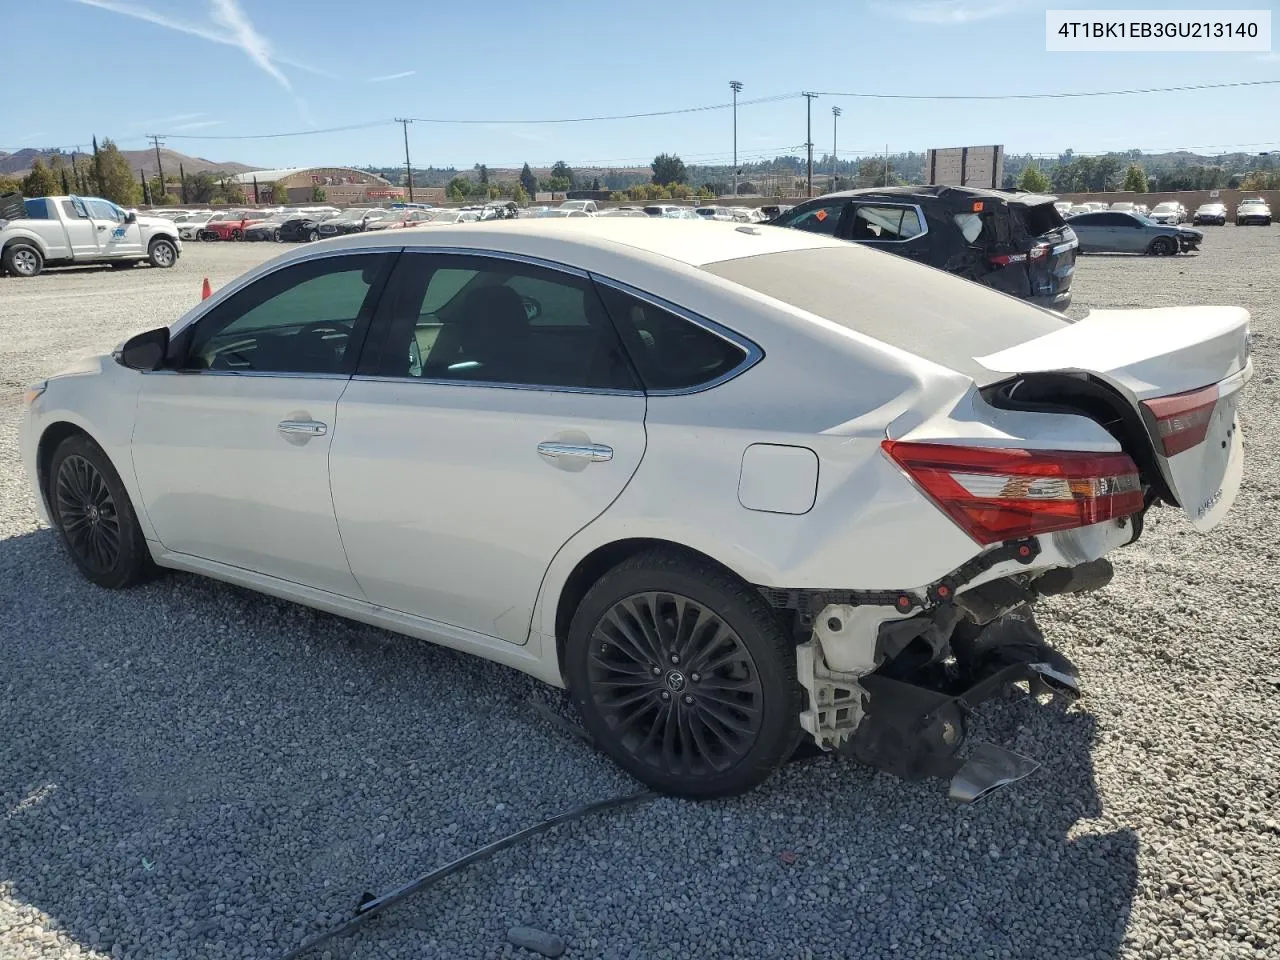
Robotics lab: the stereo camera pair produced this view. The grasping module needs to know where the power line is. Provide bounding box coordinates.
[404,93,800,126]
[811,78,1280,101]
[159,120,394,141]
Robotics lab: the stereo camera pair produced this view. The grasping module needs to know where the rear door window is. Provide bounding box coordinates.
[849,204,923,242]
[1015,202,1066,236]
[595,284,752,392]
[773,200,848,235]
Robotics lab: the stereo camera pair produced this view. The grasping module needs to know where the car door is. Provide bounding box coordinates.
[1068,213,1103,252]
[1111,212,1146,252]
[843,202,928,261]
[328,251,647,644]
[57,199,102,258]
[130,251,397,596]
[771,198,851,236]
[85,198,144,257]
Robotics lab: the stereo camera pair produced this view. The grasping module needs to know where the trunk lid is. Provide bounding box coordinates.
[975,306,1251,530]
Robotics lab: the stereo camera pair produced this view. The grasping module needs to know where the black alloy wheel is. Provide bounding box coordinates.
[567,551,801,798]
[55,454,122,577]
[589,591,765,777]
[48,434,155,589]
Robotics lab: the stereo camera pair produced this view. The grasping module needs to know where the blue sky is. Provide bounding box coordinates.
[5,0,1278,169]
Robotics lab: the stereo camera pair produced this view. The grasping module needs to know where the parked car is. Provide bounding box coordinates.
[422,210,480,224]
[277,212,334,243]
[1149,202,1184,225]
[0,195,181,277]
[559,199,599,215]
[364,209,434,232]
[759,204,793,219]
[662,208,703,220]
[176,213,213,241]
[694,206,732,221]
[1192,202,1228,226]
[1110,202,1136,213]
[771,186,1078,311]
[536,208,588,218]
[243,214,291,242]
[1087,202,1109,212]
[1067,204,1092,217]
[198,211,260,241]
[1053,201,1073,217]
[20,219,1250,799]
[1235,199,1272,226]
[478,201,520,221]
[317,208,394,237]
[1067,210,1202,254]
[643,204,683,217]
[598,208,648,217]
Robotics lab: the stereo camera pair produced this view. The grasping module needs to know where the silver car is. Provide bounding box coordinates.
[1066,210,1202,255]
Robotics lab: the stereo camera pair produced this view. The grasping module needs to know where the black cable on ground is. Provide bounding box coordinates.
[275,789,657,960]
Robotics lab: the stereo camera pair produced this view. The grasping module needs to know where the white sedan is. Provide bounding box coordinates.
[20,220,1250,800]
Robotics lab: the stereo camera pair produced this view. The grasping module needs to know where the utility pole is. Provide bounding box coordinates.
[802,93,818,197]
[729,81,742,199]
[831,106,842,190]
[396,118,414,202]
[884,143,890,187]
[148,134,166,201]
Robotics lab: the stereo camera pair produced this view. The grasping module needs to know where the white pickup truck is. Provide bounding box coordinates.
[0,195,182,278]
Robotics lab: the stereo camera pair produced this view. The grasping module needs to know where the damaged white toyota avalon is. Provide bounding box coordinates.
[20,219,1249,801]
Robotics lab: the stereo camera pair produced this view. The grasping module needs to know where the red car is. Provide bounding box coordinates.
[198,211,269,241]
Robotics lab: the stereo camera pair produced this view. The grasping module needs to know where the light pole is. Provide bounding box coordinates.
[802,92,818,197]
[831,106,841,190]
[729,81,742,199]
[396,118,414,202]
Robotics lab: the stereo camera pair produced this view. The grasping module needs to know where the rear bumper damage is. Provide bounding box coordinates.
[766,534,1122,802]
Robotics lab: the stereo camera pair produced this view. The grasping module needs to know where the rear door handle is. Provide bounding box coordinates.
[278,419,328,437]
[537,441,613,463]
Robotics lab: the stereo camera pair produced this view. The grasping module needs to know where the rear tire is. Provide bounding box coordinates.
[272,228,282,242]
[47,433,156,589]
[3,242,43,277]
[307,229,319,242]
[1149,236,1177,256]
[565,550,802,799]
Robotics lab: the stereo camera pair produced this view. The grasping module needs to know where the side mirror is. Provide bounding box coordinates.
[116,327,170,371]
[125,211,137,224]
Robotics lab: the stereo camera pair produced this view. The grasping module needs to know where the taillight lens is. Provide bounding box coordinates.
[989,252,1027,266]
[1142,384,1219,457]
[882,441,1144,545]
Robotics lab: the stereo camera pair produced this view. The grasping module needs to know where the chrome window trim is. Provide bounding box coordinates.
[349,374,644,397]
[144,369,352,380]
[848,202,929,244]
[397,245,591,278]
[590,275,764,397]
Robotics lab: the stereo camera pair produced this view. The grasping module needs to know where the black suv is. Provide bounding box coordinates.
[769,186,1078,311]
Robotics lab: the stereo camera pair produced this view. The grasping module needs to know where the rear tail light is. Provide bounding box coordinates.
[882,441,1144,545]
[1142,384,1219,457]
[989,252,1027,266]
[1028,243,1050,260]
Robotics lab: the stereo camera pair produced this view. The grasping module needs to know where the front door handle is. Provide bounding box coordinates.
[537,441,612,463]
[278,419,328,437]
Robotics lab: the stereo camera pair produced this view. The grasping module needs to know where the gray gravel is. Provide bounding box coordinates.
[2,231,1279,960]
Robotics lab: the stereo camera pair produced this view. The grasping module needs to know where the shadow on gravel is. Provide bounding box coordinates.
[0,528,1137,960]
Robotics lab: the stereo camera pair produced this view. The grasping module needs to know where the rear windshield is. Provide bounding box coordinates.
[1014,201,1066,237]
[703,246,1069,384]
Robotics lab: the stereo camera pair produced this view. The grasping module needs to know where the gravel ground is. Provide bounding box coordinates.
[2,230,1278,960]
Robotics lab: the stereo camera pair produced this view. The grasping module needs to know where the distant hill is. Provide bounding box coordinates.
[0,147,257,179]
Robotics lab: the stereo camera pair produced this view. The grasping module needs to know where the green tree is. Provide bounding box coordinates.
[447,176,470,201]
[1122,163,1148,193]
[510,183,529,203]
[310,185,328,202]
[188,171,218,203]
[477,164,489,185]
[519,162,537,197]
[1017,164,1051,193]
[651,153,687,186]
[95,139,141,205]
[609,190,626,202]
[21,160,60,198]
[0,174,21,194]
[550,161,573,186]
[667,182,692,200]
[270,181,290,204]
[590,177,601,191]
[49,154,71,194]
[695,185,714,200]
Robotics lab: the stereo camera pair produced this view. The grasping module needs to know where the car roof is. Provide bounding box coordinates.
[804,184,1057,206]
[291,218,848,268]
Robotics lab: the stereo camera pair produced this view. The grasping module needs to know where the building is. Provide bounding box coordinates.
[230,166,405,205]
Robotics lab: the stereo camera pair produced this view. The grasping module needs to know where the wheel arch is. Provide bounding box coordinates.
[551,537,758,678]
[36,420,98,510]
[2,232,48,257]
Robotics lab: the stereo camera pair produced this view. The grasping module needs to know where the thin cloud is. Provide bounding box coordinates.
[170,119,225,131]
[369,70,416,83]
[131,112,205,128]
[875,1,1021,24]
[208,0,290,92]
[71,0,331,77]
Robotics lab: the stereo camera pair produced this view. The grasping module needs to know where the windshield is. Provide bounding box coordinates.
[339,209,370,219]
[1152,203,1177,212]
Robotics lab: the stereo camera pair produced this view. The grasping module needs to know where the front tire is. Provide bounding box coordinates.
[272,228,282,242]
[307,229,319,242]
[3,242,44,277]
[566,550,802,798]
[47,434,155,589]
[1149,236,1177,256]
[148,238,177,268]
